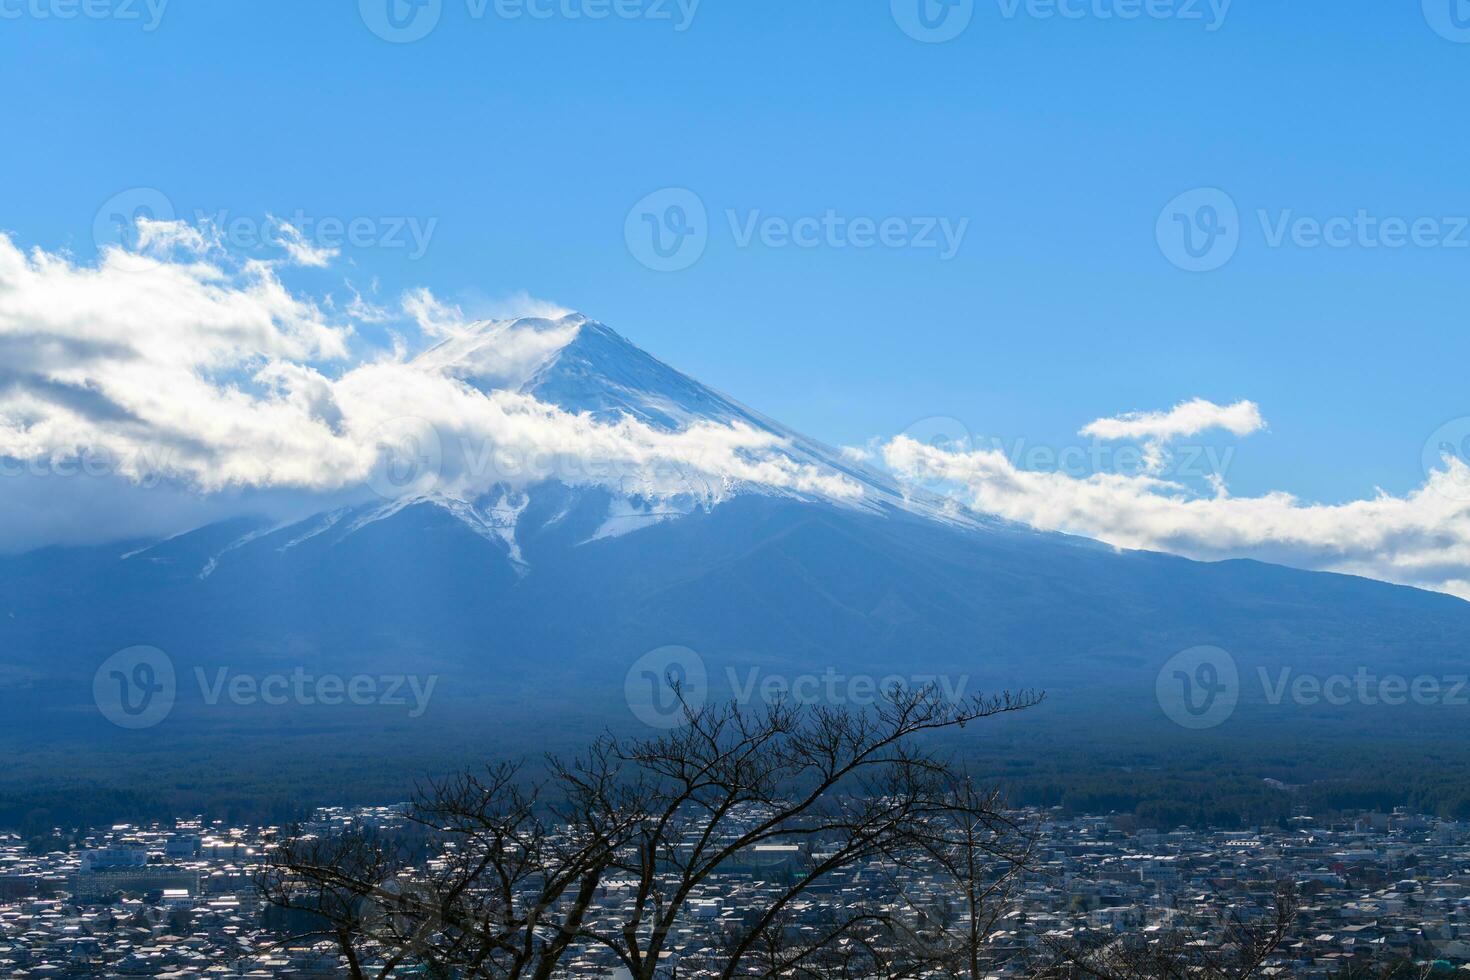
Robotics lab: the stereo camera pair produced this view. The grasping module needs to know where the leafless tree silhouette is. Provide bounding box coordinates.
[261,683,1043,979]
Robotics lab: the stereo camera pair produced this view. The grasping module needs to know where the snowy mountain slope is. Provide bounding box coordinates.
[511,315,947,513]
[382,315,985,559]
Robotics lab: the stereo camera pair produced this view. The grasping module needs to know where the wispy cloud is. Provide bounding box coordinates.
[1080,398,1265,442]
[884,423,1470,600]
[1079,398,1264,473]
[133,217,215,256]
[402,286,468,338]
[273,218,339,268]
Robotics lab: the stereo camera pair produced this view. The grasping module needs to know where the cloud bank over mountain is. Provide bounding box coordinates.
[884,435,1470,599]
[0,220,1466,599]
[0,222,860,519]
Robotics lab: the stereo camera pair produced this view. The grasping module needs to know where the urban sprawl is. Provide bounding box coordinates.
[3,805,1470,977]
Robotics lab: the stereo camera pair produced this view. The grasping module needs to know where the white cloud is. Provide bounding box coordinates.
[133,217,216,256]
[402,288,573,341]
[273,218,339,268]
[1081,398,1265,442]
[884,430,1470,600]
[7,218,1467,603]
[1080,398,1265,473]
[401,286,466,338]
[0,226,860,548]
[460,289,573,323]
[342,281,393,323]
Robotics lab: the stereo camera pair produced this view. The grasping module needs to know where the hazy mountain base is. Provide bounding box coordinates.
[3,489,1470,834]
[4,492,1465,686]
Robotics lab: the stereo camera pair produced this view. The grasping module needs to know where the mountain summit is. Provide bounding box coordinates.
[360,314,957,555]
[428,313,769,432]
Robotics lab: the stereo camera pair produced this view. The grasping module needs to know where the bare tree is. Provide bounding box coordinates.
[260,756,638,979]
[262,684,1042,979]
[882,776,1039,978]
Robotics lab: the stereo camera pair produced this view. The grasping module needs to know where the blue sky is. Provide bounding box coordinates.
[0,0,1466,512]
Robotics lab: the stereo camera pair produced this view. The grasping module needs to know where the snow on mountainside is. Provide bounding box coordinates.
[505,314,974,511]
[170,313,989,579]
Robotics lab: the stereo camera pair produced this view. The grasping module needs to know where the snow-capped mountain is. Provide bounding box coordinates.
[3,312,1469,773]
[421,312,936,510]
[216,313,972,576]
